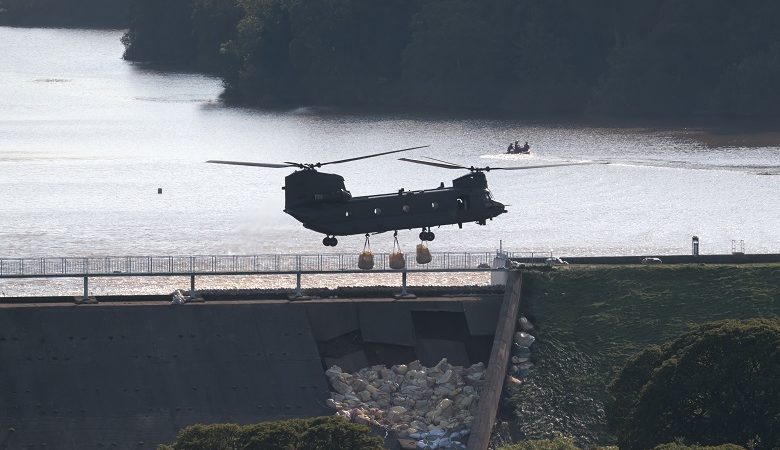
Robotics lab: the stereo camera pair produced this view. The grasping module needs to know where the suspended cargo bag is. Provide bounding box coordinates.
[358,235,374,270]
[389,236,406,270]
[416,243,432,264]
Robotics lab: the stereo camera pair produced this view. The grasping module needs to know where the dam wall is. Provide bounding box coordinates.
[0,292,502,449]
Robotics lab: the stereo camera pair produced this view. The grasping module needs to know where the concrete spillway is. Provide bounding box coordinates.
[0,292,502,449]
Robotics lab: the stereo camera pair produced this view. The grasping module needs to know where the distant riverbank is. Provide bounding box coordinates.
[120,0,780,118]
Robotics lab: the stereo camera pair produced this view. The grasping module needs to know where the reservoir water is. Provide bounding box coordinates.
[1,27,779,294]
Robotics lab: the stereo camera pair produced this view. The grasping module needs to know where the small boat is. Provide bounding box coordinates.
[506,148,531,155]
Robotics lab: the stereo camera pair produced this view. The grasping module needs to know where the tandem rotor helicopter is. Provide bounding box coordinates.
[207,146,602,246]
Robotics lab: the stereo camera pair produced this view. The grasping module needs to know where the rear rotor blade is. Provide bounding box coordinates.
[399,157,465,169]
[318,145,429,167]
[489,162,609,171]
[206,160,298,169]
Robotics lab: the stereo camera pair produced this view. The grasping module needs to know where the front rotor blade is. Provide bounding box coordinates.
[206,160,297,169]
[422,156,467,169]
[399,157,464,169]
[490,162,609,171]
[318,145,430,166]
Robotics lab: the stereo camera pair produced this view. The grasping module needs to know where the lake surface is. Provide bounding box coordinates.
[1,27,778,295]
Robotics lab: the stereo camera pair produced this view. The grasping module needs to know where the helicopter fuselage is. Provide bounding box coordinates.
[282,170,506,236]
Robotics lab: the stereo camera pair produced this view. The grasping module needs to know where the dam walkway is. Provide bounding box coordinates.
[0,251,547,297]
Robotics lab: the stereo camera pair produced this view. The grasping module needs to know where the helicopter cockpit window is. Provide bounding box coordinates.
[431,202,439,210]
[345,211,350,217]
[484,192,492,200]
[374,208,382,215]
[402,205,411,213]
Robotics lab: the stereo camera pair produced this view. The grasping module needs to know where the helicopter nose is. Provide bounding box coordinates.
[492,200,507,215]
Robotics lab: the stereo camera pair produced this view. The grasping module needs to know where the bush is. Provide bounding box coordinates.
[158,416,383,450]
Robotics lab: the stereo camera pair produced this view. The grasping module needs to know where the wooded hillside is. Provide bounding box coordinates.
[120,0,780,116]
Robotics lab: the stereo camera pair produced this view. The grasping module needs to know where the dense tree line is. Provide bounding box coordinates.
[0,0,129,27]
[122,0,780,116]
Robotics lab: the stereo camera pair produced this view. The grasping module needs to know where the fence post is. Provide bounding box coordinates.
[83,276,89,298]
[395,269,415,299]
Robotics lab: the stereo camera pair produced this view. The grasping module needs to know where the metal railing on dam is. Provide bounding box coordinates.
[0,251,550,278]
[0,251,550,298]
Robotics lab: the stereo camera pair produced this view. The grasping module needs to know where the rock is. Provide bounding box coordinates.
[408,360,423,371]
[428,427,446,437]
[456,394,474,409]
[399,438,417,449]
[411,420,427,431]
[433,385,453,397]
[380,367,395,380]
[380,381,399,393]
[351,378,369,391]
[330,377,352,395]
[512,355,530,364]
[465,372,484,385]
[505,375,522,387]
[433,398,453,419]
[465,362,484,374]
[388,406,408,423]
[358,390,372,402]
[519,316,535,331]
[434,358,449,373]
[325,398,339,409]
[436,369,453,385]
[393,364,409,375]
[514,331,535,347]
[513,345,531,358]
[325,366,343,379]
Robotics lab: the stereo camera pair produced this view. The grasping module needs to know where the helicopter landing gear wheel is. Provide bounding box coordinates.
[419,228,435,242]
[322,236,338,246]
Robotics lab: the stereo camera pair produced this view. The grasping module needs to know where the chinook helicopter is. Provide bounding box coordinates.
[207,146,600,246]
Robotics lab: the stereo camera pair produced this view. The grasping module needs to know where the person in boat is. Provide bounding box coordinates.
[514,140,520,150]
[522,141,530,152]
[507,142,515,153]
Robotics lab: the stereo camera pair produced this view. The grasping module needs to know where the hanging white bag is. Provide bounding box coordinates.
[416,243,432,264]
[358,235,374,270]
[389,236,406,269]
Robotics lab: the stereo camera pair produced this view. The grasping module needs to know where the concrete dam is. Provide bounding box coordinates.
[0,288,507,449]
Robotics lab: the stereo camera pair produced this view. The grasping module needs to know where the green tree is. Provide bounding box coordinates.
[401,0,505,109]
[191,0,245,72]
[607,319,780,450]
[122,0,196,64]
